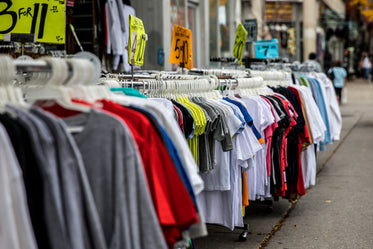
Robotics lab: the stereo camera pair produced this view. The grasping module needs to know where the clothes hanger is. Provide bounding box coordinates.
[25,57,91,113]
[0,55,30,112]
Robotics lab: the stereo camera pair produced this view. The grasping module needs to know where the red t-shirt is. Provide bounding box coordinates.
[42,100,199,248]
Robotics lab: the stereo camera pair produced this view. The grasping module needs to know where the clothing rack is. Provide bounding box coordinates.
[209,57,289,69]
[14,60,51,73]
[209,57,237,63]
[0,43,44,55]
[99,72,219,98]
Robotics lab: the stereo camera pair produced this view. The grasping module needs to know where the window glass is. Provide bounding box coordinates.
[171,0,185,27]
[188,5,197,66]
[209,0,230,58]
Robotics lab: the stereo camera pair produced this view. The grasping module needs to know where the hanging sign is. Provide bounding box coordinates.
[232,22,248,65]
[0,0,65,44]
[243,19,257,43]
[169,24,193,69]
[128,15,147,66]
[254,39,279,59]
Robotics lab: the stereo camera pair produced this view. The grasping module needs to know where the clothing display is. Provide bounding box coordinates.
[0,56,342,249]
[0,58,207,249]
[105,1,135,72]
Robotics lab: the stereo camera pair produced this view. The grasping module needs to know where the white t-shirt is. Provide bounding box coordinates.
[106,2,135,71]
[105,0,124,55]
[294,85,326,144]
[198,127,254,230]
[240,96,274,200]
[314,73,342,141]
[301,144,317,189]
[201,106,243,191]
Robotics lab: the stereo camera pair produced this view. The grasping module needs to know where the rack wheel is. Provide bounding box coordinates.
[239,230,248,241]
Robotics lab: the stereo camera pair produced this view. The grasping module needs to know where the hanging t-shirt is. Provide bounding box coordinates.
[172,99,195,139]
[199,103,242,191]
[98,99,199,248]
[306,77,332,151]
[197,127,254,230]
[223,97,264,144]
[0,123,38,249]
[31,107,107,249]
[44,108,167,249]
[127,104,207,240]
[314,73,342,141]
[8,106,70,249]
[241,96,275,200]
[111,95,205,196]
[0,113,50,248]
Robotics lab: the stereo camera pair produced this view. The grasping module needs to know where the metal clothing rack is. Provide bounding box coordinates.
[0,43,44,55]
[209,56,290,70]
[14,60,51,73]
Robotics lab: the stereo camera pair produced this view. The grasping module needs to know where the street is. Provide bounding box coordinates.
[194,79,373,249]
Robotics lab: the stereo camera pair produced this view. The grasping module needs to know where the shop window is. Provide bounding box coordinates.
[209,0,231,58]
[170,0,199,68]
[171,0,186,27]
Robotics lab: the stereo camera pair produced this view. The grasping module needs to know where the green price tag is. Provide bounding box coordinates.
[232,22,248,65]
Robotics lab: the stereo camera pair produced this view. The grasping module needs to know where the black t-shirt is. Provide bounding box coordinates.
[172,100,195,139]
[0,114,52,249]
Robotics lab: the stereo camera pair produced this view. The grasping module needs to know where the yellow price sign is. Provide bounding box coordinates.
[232,22,248,65]
[0,0,65,44]
[128,15,146,66]
[169,25,193,70]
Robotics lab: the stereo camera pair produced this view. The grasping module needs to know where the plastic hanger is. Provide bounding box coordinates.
[0,55,30,112]
[25,57,91,113]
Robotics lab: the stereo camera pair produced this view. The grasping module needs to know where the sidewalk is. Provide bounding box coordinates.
[194,79,373,249]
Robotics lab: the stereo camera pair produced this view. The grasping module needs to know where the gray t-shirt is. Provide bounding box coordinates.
[61,109,167,249]
[190,97,213,171]
[31,107,107,249]
[191,97,219,172]
[8,106,70,249]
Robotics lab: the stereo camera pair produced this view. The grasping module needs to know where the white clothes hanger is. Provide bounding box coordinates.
[0,55,30,112]
[65,58,113,102]
[25,57,91,113]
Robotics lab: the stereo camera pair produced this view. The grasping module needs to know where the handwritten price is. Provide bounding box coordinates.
[169,25,193,69]
[128,15,146,66]
[174,38,189,65]
[0,0,65,43]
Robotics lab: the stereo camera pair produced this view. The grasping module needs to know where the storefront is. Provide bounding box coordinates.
[123,0,242,71]
[318,2,346,71]
[264,0,303,62]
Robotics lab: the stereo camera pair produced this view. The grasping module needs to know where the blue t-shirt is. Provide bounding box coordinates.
[222,97,264,144]
[328,67,347,88]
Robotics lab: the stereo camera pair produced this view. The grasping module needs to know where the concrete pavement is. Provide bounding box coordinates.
[194,79,373,249]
